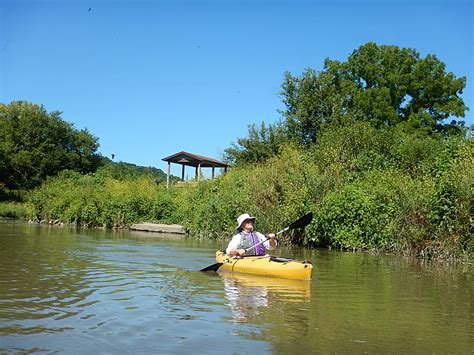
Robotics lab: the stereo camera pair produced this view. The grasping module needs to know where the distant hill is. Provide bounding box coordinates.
[97,157,179,183]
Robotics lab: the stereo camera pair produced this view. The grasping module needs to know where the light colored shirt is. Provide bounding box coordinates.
[226,231,277,255]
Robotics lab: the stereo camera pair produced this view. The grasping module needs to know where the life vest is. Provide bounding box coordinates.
[237,231,265,256]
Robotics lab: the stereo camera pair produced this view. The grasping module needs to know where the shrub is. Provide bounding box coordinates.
[310,170,399,250]
[29,171,174,227]
[0,201,34,219]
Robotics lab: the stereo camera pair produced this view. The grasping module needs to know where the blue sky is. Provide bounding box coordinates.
[1,0,472,177]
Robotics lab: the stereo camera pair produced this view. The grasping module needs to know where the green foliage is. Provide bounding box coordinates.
[230,43,467,169]
[170,145,333,242]
[280,42,467,146]
[96,158,172,183]
[308,122,393,176]
[16,42,473,259]
[311,170,400,250]
[28,125,472,258]
[426,140,474,256]
[0,201,34,219]
[224,121,288,165]
[30,171,174,227]
[168,124,472,257]
[281,67,351,144]
[0,101,102,190]
[300,123,472,256]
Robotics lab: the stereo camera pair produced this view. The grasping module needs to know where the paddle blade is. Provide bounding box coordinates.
[200,262,223,272]
[288,212,313,230]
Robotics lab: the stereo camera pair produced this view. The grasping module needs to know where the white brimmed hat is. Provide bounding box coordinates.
[237,213,256,229]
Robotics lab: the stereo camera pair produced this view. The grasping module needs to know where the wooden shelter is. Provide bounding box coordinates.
[162,151,230,188]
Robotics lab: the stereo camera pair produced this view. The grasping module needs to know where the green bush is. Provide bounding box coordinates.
[310,170,399,250]
[426,140,474,256]
[30,170,174,227]
[0,201,34,219]
[308,122,393,176]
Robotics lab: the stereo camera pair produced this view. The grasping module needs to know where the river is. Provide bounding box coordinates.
[0,220,471,353]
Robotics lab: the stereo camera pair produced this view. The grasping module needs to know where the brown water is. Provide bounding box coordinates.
[0,220,472,353]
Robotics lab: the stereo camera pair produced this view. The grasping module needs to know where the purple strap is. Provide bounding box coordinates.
[252,232,265,256]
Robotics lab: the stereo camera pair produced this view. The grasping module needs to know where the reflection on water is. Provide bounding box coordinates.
[221,273,311,323]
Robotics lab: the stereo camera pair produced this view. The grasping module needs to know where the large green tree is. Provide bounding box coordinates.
[281,42,468,144]
[0,101,101,190]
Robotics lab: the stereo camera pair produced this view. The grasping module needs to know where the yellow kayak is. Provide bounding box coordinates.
[215,250,313,280]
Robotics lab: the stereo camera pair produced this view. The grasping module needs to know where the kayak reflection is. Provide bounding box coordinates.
[220,272,311,323]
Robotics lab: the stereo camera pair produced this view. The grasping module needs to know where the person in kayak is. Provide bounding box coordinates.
[226,213,276,257]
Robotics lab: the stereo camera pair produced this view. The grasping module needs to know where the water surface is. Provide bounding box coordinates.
[0,220,471,353]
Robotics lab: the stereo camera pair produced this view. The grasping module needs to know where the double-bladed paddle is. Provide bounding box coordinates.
[200,212,313,272]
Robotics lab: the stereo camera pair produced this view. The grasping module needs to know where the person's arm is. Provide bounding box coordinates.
[226,235,245,256]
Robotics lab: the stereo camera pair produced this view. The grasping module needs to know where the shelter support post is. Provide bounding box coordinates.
[167,161,171,188]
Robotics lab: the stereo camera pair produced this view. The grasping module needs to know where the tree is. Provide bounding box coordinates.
[0,101,102,190]
[224,121,287,165]
[281,42,468,144]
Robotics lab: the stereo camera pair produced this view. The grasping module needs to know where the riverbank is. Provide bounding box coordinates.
[2,125,472,259]
[1,215,471,263]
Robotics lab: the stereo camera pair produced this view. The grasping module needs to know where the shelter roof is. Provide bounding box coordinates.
[162,151,230,168]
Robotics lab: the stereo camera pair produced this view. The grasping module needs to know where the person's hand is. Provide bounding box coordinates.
[232,248,245,257]
[268,233,276,247]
